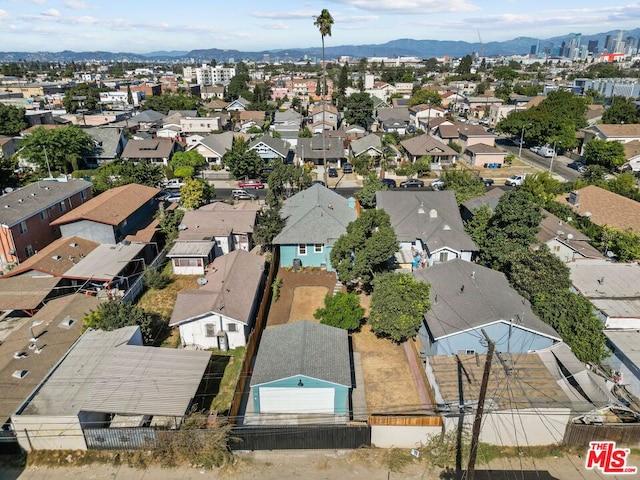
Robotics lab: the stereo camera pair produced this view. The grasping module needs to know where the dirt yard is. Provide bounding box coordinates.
[266,269,337,327]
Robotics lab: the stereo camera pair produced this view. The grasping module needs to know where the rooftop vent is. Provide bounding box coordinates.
[12,370,29,379]
[18,199,24,203]
[418,202,425,215]
[443,224,451,231]
[69,242,79,248]
[59,316,75,329]
[13,351,27,360]
[429,209,438,218]
[51,255,62,261]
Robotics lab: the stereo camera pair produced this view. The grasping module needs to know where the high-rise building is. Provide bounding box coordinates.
[604,34,613,53]
[587,40,598,54]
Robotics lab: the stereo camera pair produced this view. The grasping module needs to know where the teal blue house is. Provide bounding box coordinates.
[414,260,562,356]
[249,321,352,419]
[273,184,357,271]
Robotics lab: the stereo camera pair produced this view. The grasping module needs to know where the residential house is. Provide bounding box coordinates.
[376,190,477,268]
[272,109,304,147]
[247,321,351,424]
[568,259,640,329]
[237,110,266,132]
[310,103,339,131]
[415,259,561,356]
[460,188,505,221]
[556,185,640,234]
[0,275,64,313]
[580,124,640,155]
[457,124,496,150]
[343,125,366,139]
[273,184,356,271]
[465,143,507,168]
[410,104,445,130]
[620,140,640,172]
[200,85,225,100]
[296,136,346,167]
[50,183,161,244]
[535,210,604,262]
[249,134,292,164]
[434,123,460,143]
[349,133,382,158]
[187,132,235,167]
[440,90,467,109]
[169,249,265,351]
[0,179,92,269]
[120,138,182,166]
[603,330,640,400]
[0,135,19,159]
[180,115,228,136]
[226,96,251,111]
[167,205,257,274]
[0,293,100,428]
[376,107,410,135]
[464,95,503,118]
[203,99,230,111]
[83,127,128,167]
[12,326,211,451]
[131,109,166,133]
[400,134,458,170]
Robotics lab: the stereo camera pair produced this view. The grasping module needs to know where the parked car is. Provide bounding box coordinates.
[538,145,555,158]
[568,162,587,173]
[165,193,181,203]
[529,145,542,154]
[505,174,527,187]
[238,178,264,189]
[163,178,185,189]
[155,190,172,201]
[328,167,338,178]
[511,138,525,147]
[478,177,494,187]
[430,178,445,190]
[381,178,397,188]
[400,178,425,188]
[232,189,258,200]
[342,163,353,174]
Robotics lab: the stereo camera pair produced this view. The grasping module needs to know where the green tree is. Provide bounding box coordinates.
[253,205,285,251]
[63,82,103,113]
[408,89,442,108]
[343,92,373,128]
[223,136,265,179]
[314,8,334,107]
[602,96,639,124]
[226,73,251,101]
[180,178,214,210]
[369,273,431,342]
[155,207,185,242]
[314,292,364,331]
[84,301,164,345]
[533,290,608,364]
[504,246,571,303]
[520,172,566,205]
[142,92,199,114]
[441,170,485,204]
[604,227,640,262]
[249,82,273,112]
[464,204,492,247]
[491,66,519,82]
[583,139,626,170]
[330,209,398,291]
[355,171,385,209]
[0,104,27,136]
[456,55,473,75]
[173,165,195,179]
[607,172,638,199]
[127,85,134,105]
[19,126,93,173]
[92,160,164,194]
[580,164,608,185]
[170,150,206,171]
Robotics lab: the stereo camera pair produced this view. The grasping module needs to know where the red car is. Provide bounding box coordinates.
[238,179,264,189]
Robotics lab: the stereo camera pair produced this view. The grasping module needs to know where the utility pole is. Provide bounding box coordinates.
[465,329,495,480]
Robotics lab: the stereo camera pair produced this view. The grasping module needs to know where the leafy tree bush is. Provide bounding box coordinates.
[355,171,384,209]
[144,268,172,290]
[254,206,285,251]
[0,104,27,136]
[224,136,265,179]
[156,207,184,242]
[369,273,431,342]
[441,170,485,204]
[173,165,195,179]
[314,292,364,331]
[583,139,626,170]
[19,126,93,174]
[84,301,165,345]
[180,178,215,210]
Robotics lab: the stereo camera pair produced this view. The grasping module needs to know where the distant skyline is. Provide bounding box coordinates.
[1,0,639,53]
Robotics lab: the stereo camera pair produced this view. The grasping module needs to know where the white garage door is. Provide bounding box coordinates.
[259,387,334,414]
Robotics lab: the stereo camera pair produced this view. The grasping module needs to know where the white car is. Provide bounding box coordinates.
[164,178,185,189]
[505,174,527,187]
[430,178,445,190]
[529,145,542,154]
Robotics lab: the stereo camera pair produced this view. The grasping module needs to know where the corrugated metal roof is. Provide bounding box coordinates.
[64,242,146,281]
[168,241,216,257]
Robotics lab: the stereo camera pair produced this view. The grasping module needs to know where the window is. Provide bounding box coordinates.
[174,258,203,267]
[314,244,323,253]
[25,245,34,258]
[80,190,87,201]
[18,221,27,234]
[39,210,49,221]
[458,349,475,355]
[438,251,448,263]
[227,323,237,332]
[298,244,307,255]
[205,324,215,337]
[59,201,66,213]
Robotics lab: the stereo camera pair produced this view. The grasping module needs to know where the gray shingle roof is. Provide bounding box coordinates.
[85,127,124,160]
[413,259,561,341]
[194,132,235,156]
[0,179,92,227]
[376,190,477,253]
[250,320,351,387]
[133,110,166,123]
[296,137,345,161]
[400,134,457,157]
[273,184,356,245]
[249,135,290,159]
[274,109,303,123]
[350,133,382,157]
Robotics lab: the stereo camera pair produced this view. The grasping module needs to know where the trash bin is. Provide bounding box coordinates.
[293,258,302,271]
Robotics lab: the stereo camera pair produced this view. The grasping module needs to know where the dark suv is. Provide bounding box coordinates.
[381,178,396,188]
[342,163,353,174]
[328,167,338,177]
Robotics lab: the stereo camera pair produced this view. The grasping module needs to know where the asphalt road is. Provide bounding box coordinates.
[497,139,581,182]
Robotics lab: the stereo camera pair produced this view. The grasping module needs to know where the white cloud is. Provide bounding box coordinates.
[326,0,479,14]
[0,8,8,19]
[64,0,88,9]
[260,22,290,31]
[41,7,59,17]
[251,10,316,19]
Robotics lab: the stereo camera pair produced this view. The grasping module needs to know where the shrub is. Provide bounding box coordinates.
[272,275,282,302]
[144,268,172,290]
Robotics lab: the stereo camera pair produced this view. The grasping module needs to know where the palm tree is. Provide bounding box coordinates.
[314,9,334,183]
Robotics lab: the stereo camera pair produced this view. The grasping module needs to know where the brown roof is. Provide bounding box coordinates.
[170,250,265,326]
[400,134,457,157]
[428,117,455,129]
[586,104,605,121]
[178,208,257,239]
[409,104,446,113]
[535,210,604,259]
[238,110,265,121]
[20,124,64,135]
[0,293,100,422]
[437,124,459,139]
[0,275,61,310]
[466,143,504,154]
[458,124,493,137]
[199,201,262,212]
[311,104,338,115]
[595,124,640,138]
[50,183,160,227]
[204,99,230,110]
[4,236,100,278]
[556,185,640,233]
[524,96,546,109]
[121,138,176,159]
[624,140,640,160]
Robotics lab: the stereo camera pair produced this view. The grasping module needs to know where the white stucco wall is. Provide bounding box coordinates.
[371,425,442,448]
[179,313,247,350]
[13,415,86,451]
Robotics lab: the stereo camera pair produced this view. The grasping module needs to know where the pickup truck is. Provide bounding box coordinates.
[505,174,527,187]
[163,178,185,189]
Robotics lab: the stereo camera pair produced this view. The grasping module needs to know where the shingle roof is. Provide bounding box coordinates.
[400,134,457,157]
[376,190,477,253]
[377,107,409,122]
[273,184,357,245]
[250,320,351,387]
[50,184,160,227]
[133,110,166,123]
[594,124,640,138]
[0,179,92,227]
[177,208,257,240]
[121,138,175,160]
[458,124,494,138]
[296,137,346,160]
[274,109,303,123]
[462,188,506,214]
[249,135,290,159]
[556,185,640,233]
[191,132,235,156]
[169,250,265,326]
[0,275,61,310]
[85,127,124,160]
[437,124,459,139]
[466,143,504,155]
[350,133,382,157]
[414,259,560,341]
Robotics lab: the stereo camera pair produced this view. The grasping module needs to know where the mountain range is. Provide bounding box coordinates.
[0,29,636,63]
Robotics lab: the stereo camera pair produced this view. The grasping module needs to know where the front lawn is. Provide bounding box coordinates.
[210,347,246,415]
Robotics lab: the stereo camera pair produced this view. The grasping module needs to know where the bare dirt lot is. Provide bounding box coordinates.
[289,286,329,322]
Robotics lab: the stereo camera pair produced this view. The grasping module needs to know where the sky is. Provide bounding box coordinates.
[0,0,639,53]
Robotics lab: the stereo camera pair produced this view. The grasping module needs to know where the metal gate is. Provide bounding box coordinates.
[84,427,158,450]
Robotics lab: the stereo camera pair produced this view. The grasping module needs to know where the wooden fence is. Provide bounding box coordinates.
[229,423,371,451]
[228,248,279,421]
[563,423,640,447]
[369,414,443,427]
